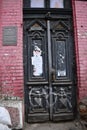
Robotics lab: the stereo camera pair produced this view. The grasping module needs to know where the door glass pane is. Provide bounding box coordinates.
[30,0,44,8]
[50,0,64,8]
[57,41,66,77]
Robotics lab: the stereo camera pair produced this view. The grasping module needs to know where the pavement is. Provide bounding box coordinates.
[23,120,87,130]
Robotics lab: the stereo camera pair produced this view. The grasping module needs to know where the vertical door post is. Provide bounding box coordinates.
[47,20,53,120]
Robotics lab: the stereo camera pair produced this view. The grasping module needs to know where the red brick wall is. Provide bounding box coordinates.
[0,1,2,97]
[73,1,87,100]
[0,0,87,102]
[0,0,24,98]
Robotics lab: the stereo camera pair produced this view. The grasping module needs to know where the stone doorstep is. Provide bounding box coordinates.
[0,100,23,129]
[23,121,87,130]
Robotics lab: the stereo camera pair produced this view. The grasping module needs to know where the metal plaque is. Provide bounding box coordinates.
[3,26,17,45]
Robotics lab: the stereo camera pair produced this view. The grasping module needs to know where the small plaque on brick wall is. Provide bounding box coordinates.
[3,26,17,45]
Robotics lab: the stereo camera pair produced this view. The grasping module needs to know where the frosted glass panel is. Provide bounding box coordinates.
[50,0,64,8]
[30,0,44,8]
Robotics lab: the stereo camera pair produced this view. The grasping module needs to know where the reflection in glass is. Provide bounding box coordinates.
[50,0,64,8]
[30,0,44,8]
[57,41,66,77]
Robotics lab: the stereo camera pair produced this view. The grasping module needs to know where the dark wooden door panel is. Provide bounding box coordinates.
[51,19,75,121]
[24,19,48,82]
[27,85,49,122]
[23,16,76,122]
[24,19,50,122]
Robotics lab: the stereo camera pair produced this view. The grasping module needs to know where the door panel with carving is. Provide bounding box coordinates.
[24,16,76,122]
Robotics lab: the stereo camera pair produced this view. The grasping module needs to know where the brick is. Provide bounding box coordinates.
[0,0,23,99]
[73,1,87,100]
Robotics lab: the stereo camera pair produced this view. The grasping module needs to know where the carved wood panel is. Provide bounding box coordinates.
[51,19,73,81]
[24,20,48,82]
[24,17,76,122]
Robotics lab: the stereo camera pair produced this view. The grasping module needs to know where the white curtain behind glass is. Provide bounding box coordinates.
[50,0,64,8]
[31,0,44,8]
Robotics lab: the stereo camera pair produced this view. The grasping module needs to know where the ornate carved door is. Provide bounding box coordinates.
[23,14,76,122]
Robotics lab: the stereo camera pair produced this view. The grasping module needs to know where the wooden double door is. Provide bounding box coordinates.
[23,13,76,122]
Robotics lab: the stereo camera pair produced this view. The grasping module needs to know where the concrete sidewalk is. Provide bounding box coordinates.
[23,120,87,130]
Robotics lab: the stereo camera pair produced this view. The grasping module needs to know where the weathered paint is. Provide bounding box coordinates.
[0,0,87,127]
[0,0,24,98]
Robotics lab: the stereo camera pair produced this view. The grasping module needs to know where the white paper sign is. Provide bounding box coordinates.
[31,46,43,76]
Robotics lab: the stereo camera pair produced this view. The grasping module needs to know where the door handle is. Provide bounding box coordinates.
[51,68,55,81]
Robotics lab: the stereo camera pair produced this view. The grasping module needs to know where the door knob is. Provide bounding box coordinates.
[51,68,55,81]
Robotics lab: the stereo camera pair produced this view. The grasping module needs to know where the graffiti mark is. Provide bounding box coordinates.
[28,87,72,109]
